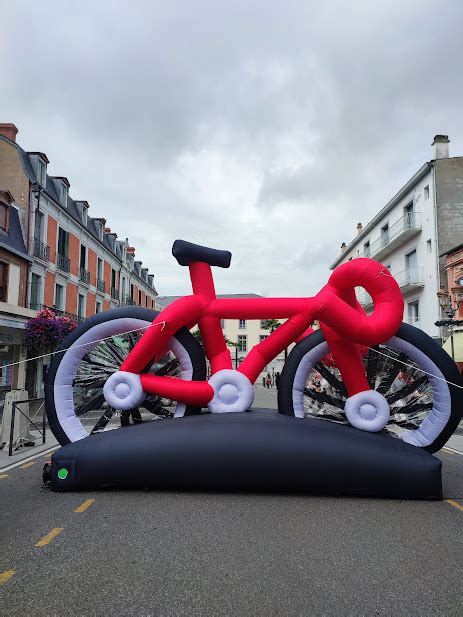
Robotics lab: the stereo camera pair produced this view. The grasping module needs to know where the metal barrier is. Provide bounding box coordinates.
[8,398,46,456]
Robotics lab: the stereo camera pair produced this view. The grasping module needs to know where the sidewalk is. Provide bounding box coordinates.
[0,429,59,470]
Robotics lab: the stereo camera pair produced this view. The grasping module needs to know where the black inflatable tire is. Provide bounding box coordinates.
[277,323,463,453]
[45,306,206,446]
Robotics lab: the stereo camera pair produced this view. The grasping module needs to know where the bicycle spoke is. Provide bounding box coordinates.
[76,392,105,417]
[314,362,347,397]
[376,352,408,394]
[90,407,115,434]
[386,375,428,404]
[366,346,379,388]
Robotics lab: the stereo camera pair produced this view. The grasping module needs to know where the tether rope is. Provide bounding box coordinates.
[0,318,461,389]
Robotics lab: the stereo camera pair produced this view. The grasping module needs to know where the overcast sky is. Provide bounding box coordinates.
[2,1,463,298]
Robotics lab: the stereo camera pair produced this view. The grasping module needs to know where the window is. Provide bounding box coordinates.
[38,160,46,185]
[60,183,68,206]
[363,241,370,258]
[404,202,414,228]
[130,284,134,301]
[380,223,389,246]
[239,319,246,329]
[221,319,225,329]
[260,335,268,342]
[260,320,267,328]
[407,300,419,326]
[30,273,41,308]
[80,244,87,269]
[237,335,247,352]
[34,210,44,240]
[55,284,64,310]
[0,203,8,231]
[405,249,417,270]
[97,258,103,281]
[58,228,69,257]
[0,262,8,301]
[138,289,142,305]
[78,293,85,319]
[96,300,102,313]
[111,268,116,289]
[145,296,149,307]
[424,185,429,200]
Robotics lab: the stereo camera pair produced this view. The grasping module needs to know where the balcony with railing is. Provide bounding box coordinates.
[32,238,50,262]
[79,267,90,285]
[28,303,84,323]
[359,212,422,262]
[97,278,106,293]
[395,266,424,292]
[56,253,70,273]
[110,287,119,301]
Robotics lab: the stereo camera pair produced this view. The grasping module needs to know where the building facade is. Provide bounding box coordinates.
[157,294,287,375]
[440,243,463,372]
[329,135,463,340]
[0,123,159,399]
[0,188,36,401]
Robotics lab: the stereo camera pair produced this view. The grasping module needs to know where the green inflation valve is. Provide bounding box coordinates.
[57,467,69,480]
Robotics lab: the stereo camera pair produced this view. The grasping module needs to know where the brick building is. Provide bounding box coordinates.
[0,123,158,398]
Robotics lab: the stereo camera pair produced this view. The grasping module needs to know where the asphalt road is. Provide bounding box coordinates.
[1,387,462,616]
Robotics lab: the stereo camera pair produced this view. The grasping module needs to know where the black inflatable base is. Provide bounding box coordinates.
[49,409,442,499]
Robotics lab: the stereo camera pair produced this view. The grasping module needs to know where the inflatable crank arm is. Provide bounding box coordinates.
[103,371,214,410]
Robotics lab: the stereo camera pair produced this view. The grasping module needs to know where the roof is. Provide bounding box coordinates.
[329,162,432,269]
[0,134,156,292]
[440,243,463,257]
[156,293,263,307]
[0,206,32,261]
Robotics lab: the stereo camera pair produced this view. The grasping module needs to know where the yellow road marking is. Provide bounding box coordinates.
[35,527,64,547]
[446,499,463,512]
[74,499,95,513]
[0,474,8,479]
[19,461,36,469]
[0,570,15,585]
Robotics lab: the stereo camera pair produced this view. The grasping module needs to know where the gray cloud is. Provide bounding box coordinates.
[1,0,463,298]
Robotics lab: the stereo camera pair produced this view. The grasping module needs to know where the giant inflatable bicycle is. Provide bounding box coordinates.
[44,240,463,498]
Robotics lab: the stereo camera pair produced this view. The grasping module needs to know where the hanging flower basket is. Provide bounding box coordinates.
[25,307,78,354]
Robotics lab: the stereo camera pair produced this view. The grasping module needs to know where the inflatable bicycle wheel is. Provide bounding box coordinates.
[45,306,206,446]
[277,323,463,453]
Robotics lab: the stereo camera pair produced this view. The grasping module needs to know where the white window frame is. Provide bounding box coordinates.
[238,319,246,329]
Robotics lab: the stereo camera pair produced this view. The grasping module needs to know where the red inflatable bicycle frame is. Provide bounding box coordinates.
[120,258,404,407]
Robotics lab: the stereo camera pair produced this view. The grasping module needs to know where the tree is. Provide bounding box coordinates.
[192,329,238,348]
[261,319,281,333]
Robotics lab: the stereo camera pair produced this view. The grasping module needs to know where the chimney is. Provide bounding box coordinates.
[127,246,135,255]
[0,123,18,142]
[356,223,363,235]
[341,242,347,253]
[104,227,111,233]
[431,135,449,160]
